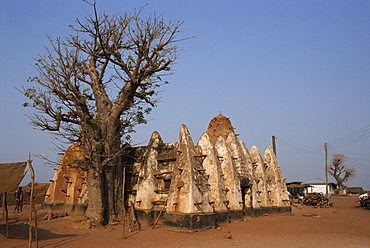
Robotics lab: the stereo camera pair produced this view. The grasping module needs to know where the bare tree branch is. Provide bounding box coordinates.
[328,154,356,195]
[20,2,192,225]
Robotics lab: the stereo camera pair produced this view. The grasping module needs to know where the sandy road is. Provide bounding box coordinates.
[1,195,369,248]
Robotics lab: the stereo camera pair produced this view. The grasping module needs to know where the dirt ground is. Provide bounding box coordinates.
[1,195,369,248]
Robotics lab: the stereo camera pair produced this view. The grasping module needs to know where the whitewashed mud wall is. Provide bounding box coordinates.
[44,114,291,230]
[131,114,291,230]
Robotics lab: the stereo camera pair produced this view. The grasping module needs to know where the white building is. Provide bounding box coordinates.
[302,179,337,196]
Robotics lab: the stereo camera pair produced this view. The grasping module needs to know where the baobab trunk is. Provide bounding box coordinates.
[85,164,105,225]
[103,122,124,221]
[85,163,123,225]
[85,121,124,225]
[104,162,124,221]
[338,183,344,195]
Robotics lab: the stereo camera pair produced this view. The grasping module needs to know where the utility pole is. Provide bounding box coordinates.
[324,143,328,196]
[272,135,277,156]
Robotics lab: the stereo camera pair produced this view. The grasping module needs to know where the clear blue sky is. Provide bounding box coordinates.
[1,1,369,189]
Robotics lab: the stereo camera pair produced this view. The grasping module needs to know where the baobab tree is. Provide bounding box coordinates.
[328,154,356,195]
[22,4,192,225]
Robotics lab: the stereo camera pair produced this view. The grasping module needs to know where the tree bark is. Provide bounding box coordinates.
[338,184,344,195]
[85,165,105,225]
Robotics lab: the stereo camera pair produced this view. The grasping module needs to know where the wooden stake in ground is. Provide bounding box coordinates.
[152,200,167,229]
[4,192,9,238]
[128,201,140,232]
[122,166,126,239]
[28,153,38,248]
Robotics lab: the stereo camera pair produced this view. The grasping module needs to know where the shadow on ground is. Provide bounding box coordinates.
[0,221,79,240]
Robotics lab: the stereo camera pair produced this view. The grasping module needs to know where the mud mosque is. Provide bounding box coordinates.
[43,113,291,231]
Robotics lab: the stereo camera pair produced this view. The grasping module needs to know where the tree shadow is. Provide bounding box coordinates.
[0,221,79,241]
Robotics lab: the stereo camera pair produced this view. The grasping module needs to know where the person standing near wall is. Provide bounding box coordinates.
[13,186,24,213]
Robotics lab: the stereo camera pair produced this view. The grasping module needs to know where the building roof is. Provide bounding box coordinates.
[302,179,336,185]
[286,181,303,185]
[286,184,313,188]
[205,113,236,144]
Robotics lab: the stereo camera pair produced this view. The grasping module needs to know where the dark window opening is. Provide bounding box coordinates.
[164,179,171,190]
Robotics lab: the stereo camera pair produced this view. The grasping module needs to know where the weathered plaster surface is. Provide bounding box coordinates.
[44,114,291,229]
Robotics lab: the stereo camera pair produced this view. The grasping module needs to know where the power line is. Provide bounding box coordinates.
[331,134,370,148]
[275,138,323,157]
[277,149,323,158]
[342,152,370,155]
[274,124,370,159]
[328,146,370,171]
[277,151,322,158]
[330,124,370,143]
[276,139,323,152]
[329,125,370,148]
